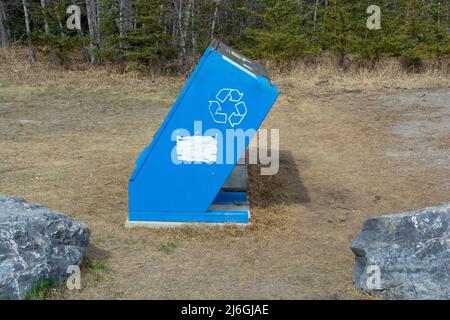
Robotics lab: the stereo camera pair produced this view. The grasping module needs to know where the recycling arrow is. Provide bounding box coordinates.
[216,88,243,103]
[208,88,248,127]
[208,100,227,124]
[228,101,247,127]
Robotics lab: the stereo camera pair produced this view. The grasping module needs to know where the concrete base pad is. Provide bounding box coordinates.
[124,219,250,229]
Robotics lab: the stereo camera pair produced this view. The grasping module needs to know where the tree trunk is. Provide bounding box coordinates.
[0,0,8,48]
[173,0,187,66]
[210,0,220,40]
[313,0,319,29]
[85,0,100,64]
[119,0,133,49]
[190,0,197,60]
[40,0,50,34]
[75,11,89,62]
[40,0,56,63]
[55,3,65,38]
[96,0,101,42]
[22,0,36,63]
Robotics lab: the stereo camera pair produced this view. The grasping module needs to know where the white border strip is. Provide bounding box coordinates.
[222,55,257,79]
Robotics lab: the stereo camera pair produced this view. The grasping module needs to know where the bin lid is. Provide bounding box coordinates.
[210,39,270,80]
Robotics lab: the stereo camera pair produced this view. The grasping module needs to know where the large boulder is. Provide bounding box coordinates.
[0,195,90,299]
[351,202,450,299]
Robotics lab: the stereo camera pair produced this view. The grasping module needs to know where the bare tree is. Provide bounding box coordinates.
[85,0,100,63]
[96,0,101,41]
[0,0,8,48]
[40,0,50,34]
[313,0,319,29]
[119,0,133,49]
[173,0,187,66]
[210,0,220,40]
[55,2,65,38]
[190,0,197,59]
[22,0,36,63]
[39,0,57,63]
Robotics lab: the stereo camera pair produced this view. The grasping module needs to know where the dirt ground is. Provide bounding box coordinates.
[0,64,449,299]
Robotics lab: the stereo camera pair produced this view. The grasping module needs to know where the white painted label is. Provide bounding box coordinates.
[176,135,218,163]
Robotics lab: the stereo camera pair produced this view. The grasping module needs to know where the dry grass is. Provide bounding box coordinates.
[0,46,182,95]
[276,59,450,94]
[2,46,449,95]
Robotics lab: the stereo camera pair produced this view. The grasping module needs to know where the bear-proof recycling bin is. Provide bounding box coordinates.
[127,40,279,226]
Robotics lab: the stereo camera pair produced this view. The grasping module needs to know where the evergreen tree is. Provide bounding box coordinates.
[120,0,176,69]
[241,0,318,62]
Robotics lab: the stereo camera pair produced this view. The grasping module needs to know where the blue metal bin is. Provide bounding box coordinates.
[128,40,279,225]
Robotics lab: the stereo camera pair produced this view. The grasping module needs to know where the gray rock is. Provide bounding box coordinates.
[351,202,450,300]
[0,195,90,299]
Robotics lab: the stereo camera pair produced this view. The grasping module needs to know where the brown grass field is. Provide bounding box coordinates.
[1,48,449,299]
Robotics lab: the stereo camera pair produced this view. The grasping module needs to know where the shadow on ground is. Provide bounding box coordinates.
[249,149,310,208]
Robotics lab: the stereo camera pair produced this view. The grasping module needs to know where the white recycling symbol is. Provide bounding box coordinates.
[208,88,247,127]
